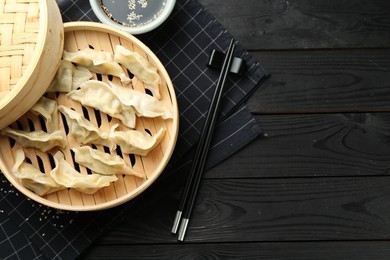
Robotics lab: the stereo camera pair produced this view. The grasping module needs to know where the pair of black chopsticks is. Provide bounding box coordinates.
[171,39,237,241]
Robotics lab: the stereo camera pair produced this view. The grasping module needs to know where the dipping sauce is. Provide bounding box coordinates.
[100,0,168,28]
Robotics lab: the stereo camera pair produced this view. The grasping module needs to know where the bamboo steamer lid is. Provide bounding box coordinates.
[0,0,64,129]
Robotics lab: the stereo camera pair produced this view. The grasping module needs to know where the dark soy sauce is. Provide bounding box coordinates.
[100,0,168,27]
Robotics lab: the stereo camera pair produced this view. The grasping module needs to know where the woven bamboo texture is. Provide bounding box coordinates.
[0,22,179,211]
[0,0,40,94]
[0,0,64,129]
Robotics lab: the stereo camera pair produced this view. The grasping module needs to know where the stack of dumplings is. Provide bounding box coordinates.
[1,45,173,197]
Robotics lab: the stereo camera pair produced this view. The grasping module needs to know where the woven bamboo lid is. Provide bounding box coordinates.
[0,0,64,129]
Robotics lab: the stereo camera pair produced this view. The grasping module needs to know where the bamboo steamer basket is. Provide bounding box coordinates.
[0,22,179,211]
[0,0,64,129]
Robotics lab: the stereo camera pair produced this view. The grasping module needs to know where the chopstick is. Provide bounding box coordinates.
[171,39,237,241]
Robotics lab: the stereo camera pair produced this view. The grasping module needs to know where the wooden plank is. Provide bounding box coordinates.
[77,2,390,259]
[207,113,390,178]
[97,176,390,244]
[82,242,390,259]
[199,0,390,50]
[247,50,390,114]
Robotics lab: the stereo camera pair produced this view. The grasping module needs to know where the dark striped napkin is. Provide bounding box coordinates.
[0,0,268,259]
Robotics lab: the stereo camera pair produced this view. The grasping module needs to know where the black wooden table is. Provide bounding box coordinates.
[81,0,390,258]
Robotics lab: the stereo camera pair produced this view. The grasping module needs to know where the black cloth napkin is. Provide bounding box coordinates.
[0,0,268,259]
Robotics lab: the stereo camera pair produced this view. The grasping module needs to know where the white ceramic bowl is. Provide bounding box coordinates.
[89,0,175,35]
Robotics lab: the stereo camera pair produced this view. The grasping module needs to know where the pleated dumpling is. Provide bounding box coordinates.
[109,81,172,119]
[30,96,59,132]
[1,128,66,152]
[63,48,130,84]
[46,60,75,93]
[50,151,118,194]
[110,127,165,156]
[72,146,144,178]
[72,66,93,90]
[58,105,115,150]
[12,149,64,196]
[114,45,161,99]
[67,80,136,128]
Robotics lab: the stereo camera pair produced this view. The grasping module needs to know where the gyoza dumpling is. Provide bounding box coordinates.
[12,149,64,196]
[72,66,93,90]
[72,146,144,178]
[1,128,66,152]
[30,96,59,132]
[114,45,161,99]
[58,105,115,150]
[109,81,172,119]
[63,48,112,67]
[67,80,136,128]
[50,151,118,194]
[63,48,130,83]
[46,60,75,93]
[110,127,165,156]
